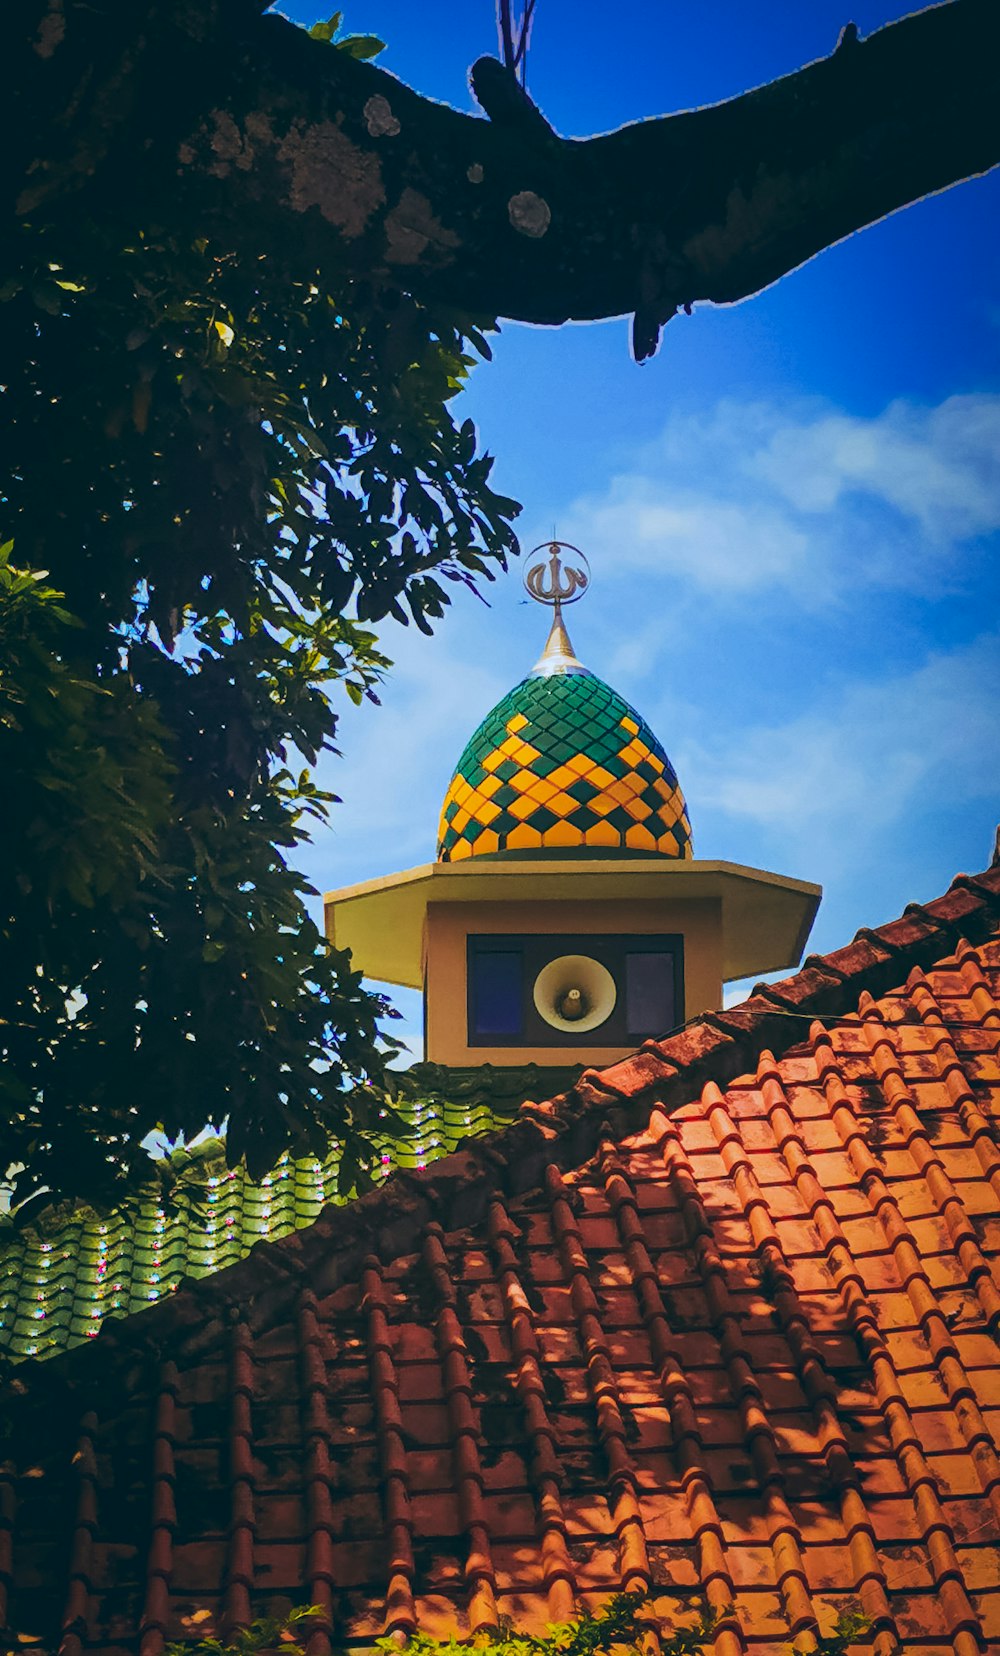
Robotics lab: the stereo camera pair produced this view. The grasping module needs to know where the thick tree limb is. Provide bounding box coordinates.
[8,0,999,355]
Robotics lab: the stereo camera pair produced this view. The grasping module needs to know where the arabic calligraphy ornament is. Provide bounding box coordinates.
[523,540,590,609]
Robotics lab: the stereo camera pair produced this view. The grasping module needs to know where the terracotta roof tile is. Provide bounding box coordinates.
[3,867,1000,1650]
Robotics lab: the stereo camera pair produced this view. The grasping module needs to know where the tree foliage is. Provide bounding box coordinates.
[0,21,520,1219]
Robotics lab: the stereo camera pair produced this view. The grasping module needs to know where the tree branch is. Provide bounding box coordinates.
[9,0,999,356]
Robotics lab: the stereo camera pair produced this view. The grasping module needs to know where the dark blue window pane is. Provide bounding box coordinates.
[625,952,674,1036]
[472,950,523,1036]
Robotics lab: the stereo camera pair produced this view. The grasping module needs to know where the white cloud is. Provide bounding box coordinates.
[749,394,1000,540]
[556,391,1000,608]
[682,630,1000,878]
[562,482,811,594]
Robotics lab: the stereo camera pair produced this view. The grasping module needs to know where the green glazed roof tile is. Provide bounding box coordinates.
[0,1064,582,1364]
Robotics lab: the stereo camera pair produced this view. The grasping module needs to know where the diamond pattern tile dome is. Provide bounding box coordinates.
[437,663,692,861]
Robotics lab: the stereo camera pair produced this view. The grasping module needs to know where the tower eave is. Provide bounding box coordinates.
[324,858,821,990]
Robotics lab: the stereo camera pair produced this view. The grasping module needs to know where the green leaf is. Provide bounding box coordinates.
[337,32,386,58]
[307,10,342,41]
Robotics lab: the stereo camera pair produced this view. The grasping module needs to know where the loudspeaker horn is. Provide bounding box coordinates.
[532,953,617,1034]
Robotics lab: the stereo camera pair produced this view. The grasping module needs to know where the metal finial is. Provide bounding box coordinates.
[523,540,590,608]
[524,541,592,678]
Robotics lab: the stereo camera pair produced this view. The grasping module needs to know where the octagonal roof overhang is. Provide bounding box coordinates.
[324,857,821,989]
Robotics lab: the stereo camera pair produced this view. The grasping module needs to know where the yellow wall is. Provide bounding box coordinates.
[424,896,722,1067]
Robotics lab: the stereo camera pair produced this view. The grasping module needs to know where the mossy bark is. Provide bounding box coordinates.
[7,0,1000,355]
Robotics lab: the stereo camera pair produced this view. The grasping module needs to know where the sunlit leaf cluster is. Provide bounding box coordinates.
[157,1594,869,1656]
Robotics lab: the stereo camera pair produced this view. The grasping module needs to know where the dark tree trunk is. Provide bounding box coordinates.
[7,0,999,357]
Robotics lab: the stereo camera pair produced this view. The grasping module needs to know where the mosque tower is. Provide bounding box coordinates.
[325,543,820,1067]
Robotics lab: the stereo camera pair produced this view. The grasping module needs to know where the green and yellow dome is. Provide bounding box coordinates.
[437,612,692,862]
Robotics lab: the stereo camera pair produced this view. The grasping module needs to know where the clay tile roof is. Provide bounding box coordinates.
[3,864,1000,1654]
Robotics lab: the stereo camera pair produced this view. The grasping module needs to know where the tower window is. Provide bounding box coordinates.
[467,933,683,1047]
[469,946,524,1037]
[625,950,676,1037]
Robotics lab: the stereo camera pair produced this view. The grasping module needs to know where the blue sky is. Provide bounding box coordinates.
[283,1,1000,1052]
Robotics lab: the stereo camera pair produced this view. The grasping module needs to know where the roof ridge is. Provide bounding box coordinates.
[26,862,1000,1388]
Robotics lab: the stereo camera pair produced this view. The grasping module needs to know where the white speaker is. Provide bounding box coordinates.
[532,954,617,1034]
